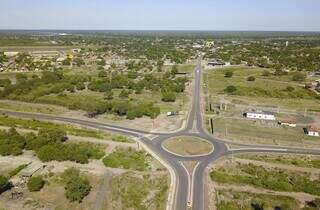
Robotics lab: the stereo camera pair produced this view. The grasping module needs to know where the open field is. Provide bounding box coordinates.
[163,136,213,156]
[204,66,320,111]
[211,117,320,148]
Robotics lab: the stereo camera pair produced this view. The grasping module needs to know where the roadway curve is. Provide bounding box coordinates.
[1,58,320,210]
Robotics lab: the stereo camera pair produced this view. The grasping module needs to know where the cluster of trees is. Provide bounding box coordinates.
[0,70,187,119]
[61,168,91,202]
[0,127,105,164]
[206,39,320,72]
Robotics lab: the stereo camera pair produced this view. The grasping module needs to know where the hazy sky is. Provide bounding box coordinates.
[1,0,319,31]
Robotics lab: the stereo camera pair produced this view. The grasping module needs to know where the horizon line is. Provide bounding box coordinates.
[0,29,320,33]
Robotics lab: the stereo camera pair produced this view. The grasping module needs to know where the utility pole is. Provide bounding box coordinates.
[225,123,228,137]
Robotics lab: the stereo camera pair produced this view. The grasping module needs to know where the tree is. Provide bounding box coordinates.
[0,175,10,193]
[27,176,45,192]
[161,91,176,102]
[247,76,256,82]
[61,168,91,203]
[224,71,233,78]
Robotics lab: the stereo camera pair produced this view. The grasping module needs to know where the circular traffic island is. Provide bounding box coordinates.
[162,136,214,157]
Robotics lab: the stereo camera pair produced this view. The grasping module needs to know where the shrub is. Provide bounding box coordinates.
[224,71,233,78]
[285,86,295,92]
[161,91,176,102]
[224,85,238,94]
[247,76,256,81]
[61,168,91,203]
[27,176,45,192]
[0,175,10,193]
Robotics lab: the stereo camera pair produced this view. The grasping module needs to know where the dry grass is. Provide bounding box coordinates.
[163,136,213,156]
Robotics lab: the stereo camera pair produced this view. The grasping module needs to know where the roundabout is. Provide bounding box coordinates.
[162,136,214,157]
[2,58,320,210]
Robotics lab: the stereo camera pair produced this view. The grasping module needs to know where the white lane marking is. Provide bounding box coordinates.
[230,148,288,152]
[180,161,200,208]
[191,162,200,207]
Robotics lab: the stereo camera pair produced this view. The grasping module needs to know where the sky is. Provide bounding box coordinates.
[0,0,320,31]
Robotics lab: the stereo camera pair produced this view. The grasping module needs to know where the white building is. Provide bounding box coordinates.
[244,112,276,121]
[305,126,320,137]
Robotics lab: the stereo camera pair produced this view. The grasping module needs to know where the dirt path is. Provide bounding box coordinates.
[94,171,112,210]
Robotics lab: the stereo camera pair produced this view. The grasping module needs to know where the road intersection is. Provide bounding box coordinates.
[2,58,320,210]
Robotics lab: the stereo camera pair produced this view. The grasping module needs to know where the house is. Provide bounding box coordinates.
[278,118,297,127]
[304,126,320,137]
[243,111,276,121]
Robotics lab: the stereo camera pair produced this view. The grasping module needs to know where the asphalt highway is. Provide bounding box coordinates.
[2,58,320,210]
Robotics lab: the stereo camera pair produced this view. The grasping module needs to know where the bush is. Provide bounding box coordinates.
[285,86,295,92]
[0,128,25,156]
[27,176,45,192]
[61,168,91,202]
[224,85,238,94]
[0,175,10,193]
[224,71,233,78]
[247,76,256,82]
[161,91,176,102]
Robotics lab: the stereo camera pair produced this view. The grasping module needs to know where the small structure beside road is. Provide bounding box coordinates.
[207,60,226,68]
[304,125,320,137]
[243,111,276,121]
[278,118,297,127]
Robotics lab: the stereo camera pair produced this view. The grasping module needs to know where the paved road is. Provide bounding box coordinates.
[2,58,320,210]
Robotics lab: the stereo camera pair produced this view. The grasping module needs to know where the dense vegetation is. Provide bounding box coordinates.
[0,127,105,164]
[0,115,104,139]
[205,39,320,72]
[103,148,148,171]
[0,70,187,119]
[61,168,91,203]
